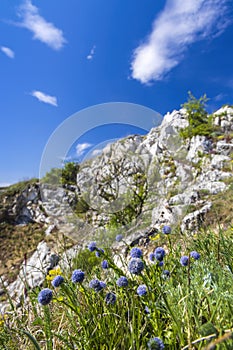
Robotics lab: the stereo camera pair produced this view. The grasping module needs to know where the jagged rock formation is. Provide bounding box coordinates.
[0,105,232,312]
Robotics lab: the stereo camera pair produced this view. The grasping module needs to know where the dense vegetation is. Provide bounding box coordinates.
[0,225,232,349]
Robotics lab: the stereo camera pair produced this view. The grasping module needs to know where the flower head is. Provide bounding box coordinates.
[128,258,144,275]
[87,241,97,252]
[72,269,85,283]
[145,306,150,314]
[38,288,53,305]
[190,251,200,260]
[89,279,105,292]
[162,225,171,234]
[101,260,109,269]
[137,284,147,296]
[52,275,64,288]
[116,276,128,287]
[116,234,123,242]
[154,247,166,262]
[147,337,164,350]
[130,247,143,258]
[180,256,189,266]
[105,292,116,305]
[95,248,104,257]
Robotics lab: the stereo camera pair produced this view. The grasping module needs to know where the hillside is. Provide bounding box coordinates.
[0,101,233,311]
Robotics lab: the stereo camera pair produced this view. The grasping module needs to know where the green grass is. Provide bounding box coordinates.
[0,225,233,349]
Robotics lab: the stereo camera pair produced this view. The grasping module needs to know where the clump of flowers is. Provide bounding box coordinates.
[116,276,128,287]
[128,258,144,275]
[154,247,166,262]
[38,288,53,306]
[162,225,171,234]
[137,284,147,296]
[130,247,143,258]
[116,234,123,242]
[89,279,106,292]
[101,260,109,269]
[190,251,200,260]
[52,275,64,288]
[105,292,116,305]
[71,269,85,283]
[147,337,164,349]
[180,256,189,266]
[88,241,97,252]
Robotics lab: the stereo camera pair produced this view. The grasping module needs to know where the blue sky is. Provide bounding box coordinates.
[0,0,233,185]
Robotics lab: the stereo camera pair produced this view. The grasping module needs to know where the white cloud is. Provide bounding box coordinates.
[76,143,92,157]
[17,0,66,50]
[87,45,96,60]
[1,46,15,58]
[31,90,58,106]
[131,0,230,84]
[91,149,102,157]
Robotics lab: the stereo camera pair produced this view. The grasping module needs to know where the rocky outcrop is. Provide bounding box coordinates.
[1,104,233,312]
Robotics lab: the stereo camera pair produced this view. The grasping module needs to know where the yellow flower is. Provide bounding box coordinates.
[53,296,64,303]
[46,267,62,281]
[150,234,160,241]
[0,314,8,328]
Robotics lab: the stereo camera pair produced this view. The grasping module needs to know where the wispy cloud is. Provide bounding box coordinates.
[213,93,226,102]
[87,45,96,60]
[31,90,58,106]
[1,46,15,58]
[131,0,230,84]
[76,143,92,157]
[17,0,66,50]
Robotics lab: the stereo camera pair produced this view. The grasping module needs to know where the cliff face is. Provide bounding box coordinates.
[0,105,233,311]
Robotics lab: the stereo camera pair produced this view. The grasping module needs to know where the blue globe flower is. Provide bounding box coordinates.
[180,256,189,266]
[116,234,123,242]
[130,247,143,258]
[145,306,150,314]
[101,260,109,269]
[87,241,97,252]
[71,269,85,283]
[105,292,116,305]
[162,225,171,234]
[52,275,64,288]
[116,276,128,287]
[89,279,105,292]
[147,337,164,350]
[154,247,166,262]
[38,288,53,305]
[190,251,200,260]
[128,258,144,275]
[137,284,147,296]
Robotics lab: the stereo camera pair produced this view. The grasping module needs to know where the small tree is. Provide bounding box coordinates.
[180,92,214,138]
